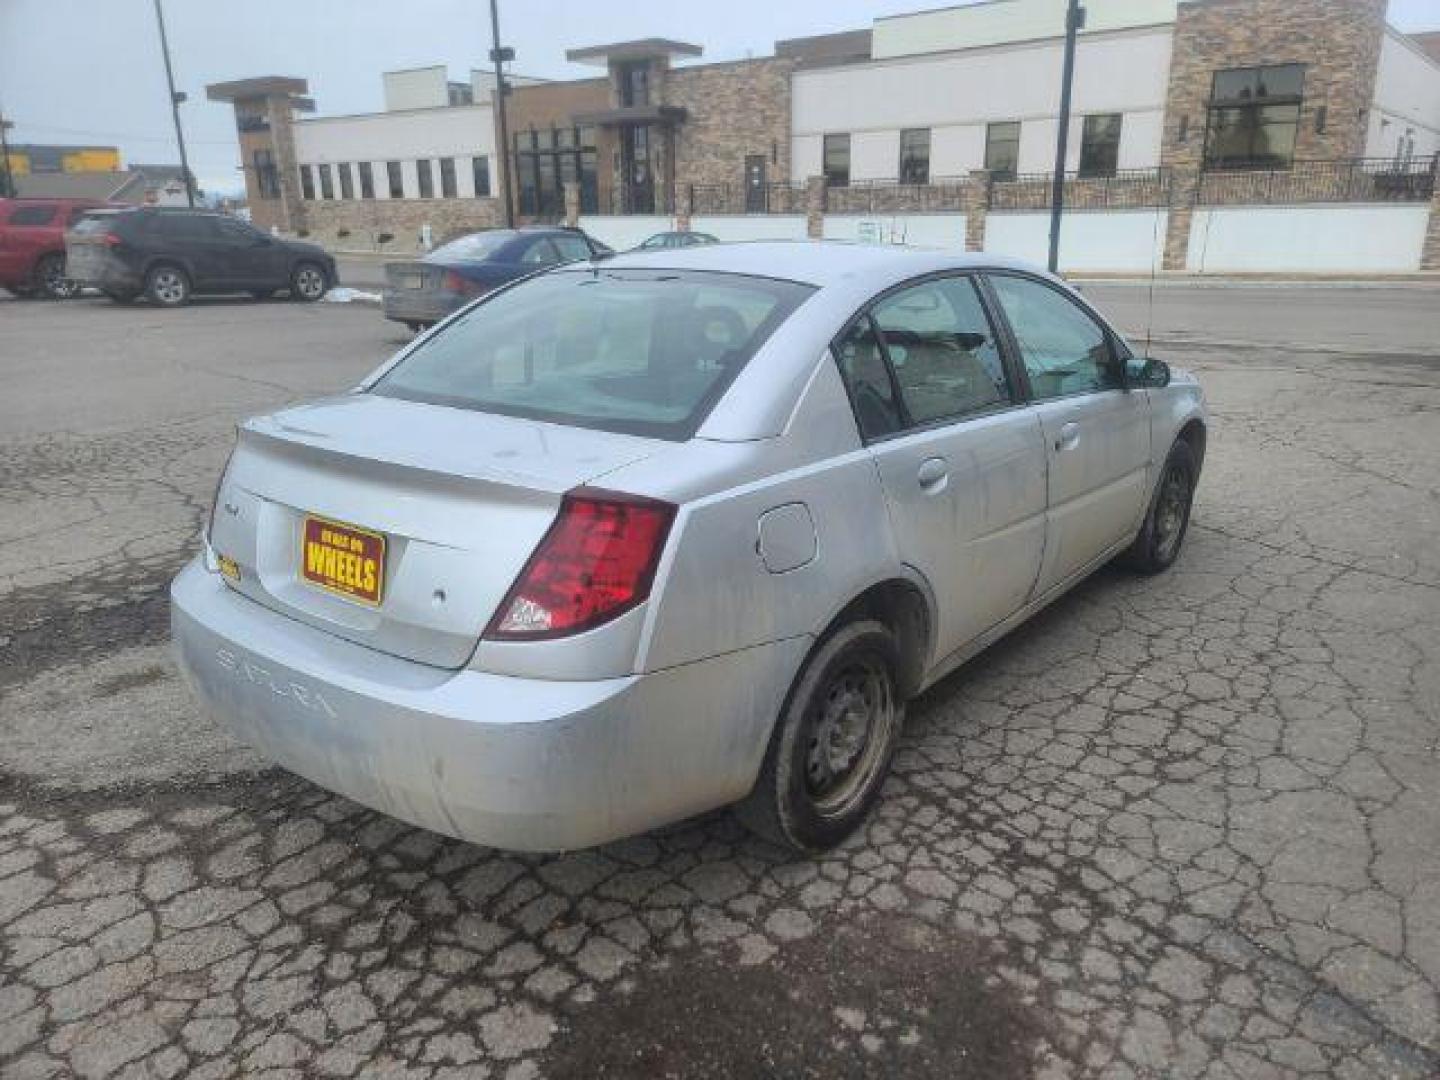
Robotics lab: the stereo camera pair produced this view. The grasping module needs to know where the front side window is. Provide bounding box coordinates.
[823,133,850,188]
[439,157,457,198]
[871,277,1011,426]
[216,216,257,242]
[386,161,404,198]
[551,234,592,262]
[899,128,931,185]
[472,155,491,197]
[1079,114,1122,178]
[520,238,559,266]
[358,161,375,199]
[985,122,1021,180]
[318,164,334,200]
[417,159,434,198]
[987,274,1121,400]
[1204,64,1304,169]
[370,269,814,440]
[338,162,354,200]
[299,165,315,200]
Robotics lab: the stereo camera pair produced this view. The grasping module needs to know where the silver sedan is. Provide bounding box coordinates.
[172,243,1207,853]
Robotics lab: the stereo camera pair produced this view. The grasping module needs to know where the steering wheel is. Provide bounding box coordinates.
[693,306,749,368]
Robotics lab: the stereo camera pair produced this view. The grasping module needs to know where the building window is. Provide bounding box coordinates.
[299,165,315,201]
[338,162,354,200]
[417,159,434,198]
[823,133,850,188]
[618,61,650,107]
[439,157,457,198]
[472,155,491,197]
[985,122,1021,180]
[514,127,597,216]
[1204,64,1304,170]
[899,128,930,184]
[318,164,334,200]
[358,161,374,199]
[386,161,403,198]
[1079,114,1122,178]
[253,149,280,200]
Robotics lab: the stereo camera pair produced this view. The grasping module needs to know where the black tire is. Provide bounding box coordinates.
[290,262,328,302]
[145,264,190,307]
[739,619,904,853]
[1121,438,1197,574]
[36,253,81,300]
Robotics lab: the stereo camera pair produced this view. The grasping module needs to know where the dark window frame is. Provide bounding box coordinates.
[829,271,1030,446]
[439,157,457,198]
[358,161,375,199]
[337,162,354,200]
[1078,113,1123,178]
[1202,63,1306,170]
[823,133,851,188]
[317,164,334,200]
[899,128,931,185]
[472,155,491,197]
[299,164,315,200]
[984,122,1021,181]
[416,159,434,199]
[253,149,281,200]
[386,161,404,199]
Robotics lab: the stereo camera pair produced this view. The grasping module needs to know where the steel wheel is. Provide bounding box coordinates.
[1121,437,1198,574]
[292,263,327,301]
[38,254,80,299]
[1153,462,1191,563]
[804,659,896,819]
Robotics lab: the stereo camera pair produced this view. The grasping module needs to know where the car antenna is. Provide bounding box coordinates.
[1144,200,1161,356]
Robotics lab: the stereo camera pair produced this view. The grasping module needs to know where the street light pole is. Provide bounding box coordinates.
[0,114,15,199]
[1047,0,1084,273]
[488,0,515,227]
[152,0,195,207]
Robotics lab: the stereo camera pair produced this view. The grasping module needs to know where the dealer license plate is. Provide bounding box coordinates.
[301,516,385,605]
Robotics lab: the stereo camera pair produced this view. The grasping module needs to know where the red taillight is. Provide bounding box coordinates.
[484,489,676,641]
[442,270,466,293]
[103,233,123,247]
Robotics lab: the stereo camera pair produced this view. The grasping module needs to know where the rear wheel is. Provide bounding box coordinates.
[739,620,904,853]
[290,262,328,302]
[1121,438,1197,573]
[37,253,81,300]
[145,264,190,307]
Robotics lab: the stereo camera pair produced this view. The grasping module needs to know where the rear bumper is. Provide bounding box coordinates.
[382,289,464,325]
[171,558,806,851]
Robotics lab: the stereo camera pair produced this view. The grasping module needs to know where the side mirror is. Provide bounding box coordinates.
[1130,356,1171,388]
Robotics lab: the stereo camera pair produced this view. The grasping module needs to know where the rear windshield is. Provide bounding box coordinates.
[370,268,815,439]
[427,231,514,261]
[70,213,125,235]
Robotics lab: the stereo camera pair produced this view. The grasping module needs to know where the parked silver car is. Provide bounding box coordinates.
[173,243,1207,854]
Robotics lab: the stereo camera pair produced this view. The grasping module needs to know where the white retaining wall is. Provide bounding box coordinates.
[822,213,968,249]
[577,215,676,251]
[690,215,809,242]
[1186,205,1431,274]
[984,209,1167,272]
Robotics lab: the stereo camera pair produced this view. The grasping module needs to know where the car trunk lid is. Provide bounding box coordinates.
[208,394,664,668]
[385,261,446,292]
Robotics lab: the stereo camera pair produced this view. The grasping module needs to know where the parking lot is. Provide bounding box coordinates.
[2,285,1439,1078]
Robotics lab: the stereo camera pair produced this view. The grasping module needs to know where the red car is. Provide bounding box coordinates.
[0,197,121,299]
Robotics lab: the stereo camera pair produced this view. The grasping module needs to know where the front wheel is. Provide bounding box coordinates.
[1121,438,1197,573]
[145,264,190,307]
[290,262,328,302]
[739,620,904,853]
[37,253,81,299]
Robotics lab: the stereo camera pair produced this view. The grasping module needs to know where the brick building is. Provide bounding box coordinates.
[212,0,1440,268]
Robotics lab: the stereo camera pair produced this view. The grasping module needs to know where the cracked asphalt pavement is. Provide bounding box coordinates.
[2,286,1439,1079]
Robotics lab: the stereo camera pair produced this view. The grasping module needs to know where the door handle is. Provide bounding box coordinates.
[1054,422,1080,453]
[917,456,949,491]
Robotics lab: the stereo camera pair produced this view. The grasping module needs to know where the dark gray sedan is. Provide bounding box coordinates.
[382,227,607,331]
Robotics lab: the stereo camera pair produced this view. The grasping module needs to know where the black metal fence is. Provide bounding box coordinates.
[825,176,970,214]
[1197,156,1438,205]
[989,168,1171,211]
[686,182,807,215]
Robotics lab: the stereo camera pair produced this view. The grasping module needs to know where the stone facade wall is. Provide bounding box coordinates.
[667,57,794,197]
[1160,0,1388,173]
[301,197,500,251]
[1424,184,1440,271]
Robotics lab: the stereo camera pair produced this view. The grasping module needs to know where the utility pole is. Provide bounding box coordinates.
[1048,0,1084,273]
[152,0,196,207]
[488,0,515,227]
[0,113,14,198]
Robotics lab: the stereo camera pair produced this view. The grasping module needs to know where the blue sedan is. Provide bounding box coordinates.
[382,227,609,330]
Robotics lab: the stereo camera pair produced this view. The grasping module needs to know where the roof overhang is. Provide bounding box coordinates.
[565,39,702,66]
[206,76,310,103]
[571,104,688,126]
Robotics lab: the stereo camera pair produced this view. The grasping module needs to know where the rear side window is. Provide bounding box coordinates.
[8,205,56,226]
[371,269,815,440]
[157,215,216,240]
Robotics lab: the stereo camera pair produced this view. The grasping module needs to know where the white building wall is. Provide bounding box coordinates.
[1367,31,1440,160]
[791,28,1173,179]
[822,213,967,248]
[577,215,676,250]
[382,67,450,111]
[691,215,810,241]
[984,209,1167,273]
[1186,206,1430,273]
[873,0,1176,59]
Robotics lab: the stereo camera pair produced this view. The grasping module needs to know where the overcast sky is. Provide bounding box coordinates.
[4,0,1439,196]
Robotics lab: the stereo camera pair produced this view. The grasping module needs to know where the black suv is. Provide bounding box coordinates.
[66,208,337,306]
